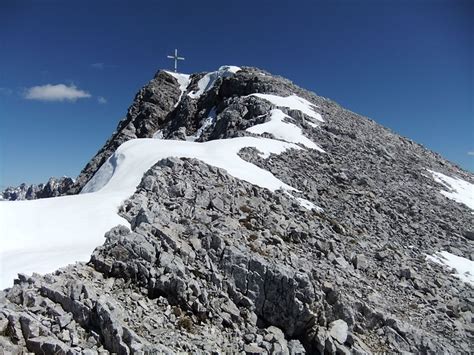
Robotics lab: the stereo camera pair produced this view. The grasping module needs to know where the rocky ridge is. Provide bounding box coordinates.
[1,177,74,201]
[1,66,473,354]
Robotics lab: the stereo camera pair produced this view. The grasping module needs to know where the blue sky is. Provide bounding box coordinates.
[0,0,472,188]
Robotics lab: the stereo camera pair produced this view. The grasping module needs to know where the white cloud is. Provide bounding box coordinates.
[97,96,107,104]
[468,152,474,156]
[24,84,91,102]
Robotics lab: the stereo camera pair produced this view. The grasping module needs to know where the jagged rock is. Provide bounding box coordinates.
[26,336,70,354]
[0,315,8,334]
[399,267,417,280]
[244,343,266,354]
[352,254,368,270]
[288,339,306,354]
[462,229,474,241]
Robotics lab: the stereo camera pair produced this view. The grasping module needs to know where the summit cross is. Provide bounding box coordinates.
[167,48,185,73]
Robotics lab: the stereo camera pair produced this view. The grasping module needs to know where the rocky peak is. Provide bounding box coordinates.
[67,66,338,195]
[1,66,473,353]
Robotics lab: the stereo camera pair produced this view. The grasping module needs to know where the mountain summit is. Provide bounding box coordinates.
[1,66,473,353]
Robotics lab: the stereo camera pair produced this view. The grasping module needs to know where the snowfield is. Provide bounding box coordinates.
[0,136,318,289]
[82,137,301,195]
[0,192,128,289]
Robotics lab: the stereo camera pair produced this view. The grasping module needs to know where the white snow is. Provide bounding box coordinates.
[425,172,474,285]
[0,136,305,289]
[427,251,474,285]
[83,137,300,195]
[283,191,323,211]
[246,109,324,151]
[296,197,324,212]
[163,71,190,107]
[152,130,164,139]
[188,66,241,99]
[186,108,217,142]
[248,93,324,122]
[307,121,319,128]
[428,170,474,211]
[0,192,128,290]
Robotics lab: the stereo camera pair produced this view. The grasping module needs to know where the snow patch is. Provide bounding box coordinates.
[296,197,324,212]
[152,130,164,139]
[283,191,323,211]
[248,93,323,122]
[428,170,474,211]
[188,66,241,99]
[163,71,190,107]
[186,108,217,142]
[152,72,191,138]
[427,251,474,286]
[246,109,324,151]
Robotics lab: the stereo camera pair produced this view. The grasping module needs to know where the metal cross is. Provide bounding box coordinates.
[167,48,185,73]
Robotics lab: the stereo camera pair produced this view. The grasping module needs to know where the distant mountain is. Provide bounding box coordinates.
[1,177,74,201]
[1,66,473,354]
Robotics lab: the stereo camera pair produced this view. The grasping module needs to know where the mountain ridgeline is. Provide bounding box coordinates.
[1,66,473,354]
[1,177,74,201]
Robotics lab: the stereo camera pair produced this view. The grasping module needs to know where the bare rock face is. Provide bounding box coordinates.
[66,71,185,195]
[1,66,473,354]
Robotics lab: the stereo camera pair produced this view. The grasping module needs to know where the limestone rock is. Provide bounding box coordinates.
[329,319,348,344]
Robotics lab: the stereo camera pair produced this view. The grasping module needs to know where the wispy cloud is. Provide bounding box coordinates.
[91,63,117,70]
[91,62,105,70]
[468,151,474,156]
[24,84,91,102]
[97,96,107,104]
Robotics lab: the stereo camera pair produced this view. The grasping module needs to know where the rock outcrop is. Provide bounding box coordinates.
[66,71,186,195]
[1,66,472,354]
